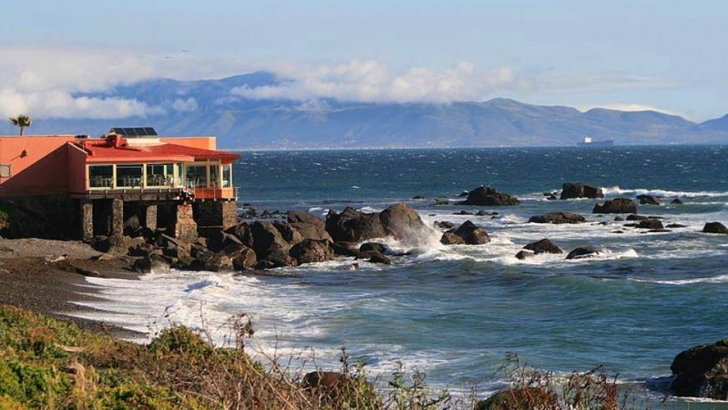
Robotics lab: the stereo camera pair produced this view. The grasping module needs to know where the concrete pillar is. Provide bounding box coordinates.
[174,203,198,243]
[145,204,158,231]
[221,201,238,229]
[81,200,94,242]
[111,198,124,237]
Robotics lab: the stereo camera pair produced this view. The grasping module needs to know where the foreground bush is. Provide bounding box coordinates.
[1,305,655,409]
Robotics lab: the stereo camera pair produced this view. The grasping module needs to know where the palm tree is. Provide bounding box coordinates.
[9,114,32,136]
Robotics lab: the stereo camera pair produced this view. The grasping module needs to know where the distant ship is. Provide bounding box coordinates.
[577,136,614,146]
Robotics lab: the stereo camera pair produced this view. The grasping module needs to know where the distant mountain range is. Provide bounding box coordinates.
[3,71,728,149]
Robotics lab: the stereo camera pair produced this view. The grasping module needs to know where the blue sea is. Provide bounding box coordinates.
[73,146,728,407]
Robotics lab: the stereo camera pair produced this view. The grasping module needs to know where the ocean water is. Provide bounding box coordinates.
[72,146,728,406]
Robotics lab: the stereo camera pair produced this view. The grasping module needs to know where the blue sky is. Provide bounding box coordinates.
[1,0,726,121]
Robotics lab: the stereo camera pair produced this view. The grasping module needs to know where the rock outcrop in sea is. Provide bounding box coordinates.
[671,339,728,400]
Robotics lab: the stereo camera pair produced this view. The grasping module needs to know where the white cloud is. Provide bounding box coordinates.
[0,45,242,119]
[231,60,516,104]
[577,103,687,118]
[171,97,198,112]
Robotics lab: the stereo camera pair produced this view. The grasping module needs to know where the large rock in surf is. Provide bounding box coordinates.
[524,239,563,255]
[458,186,520,206]
[670,339,728,400]
[528,212,586,224]
[441,220,490,245]
[325,207,386,242]
[593,198,637,214]
[238,221,291,258]
[566,247,601,260]
[325,203,433,244]
[703,222,728,234]
[560,182,604,200]
[636,194,662,205]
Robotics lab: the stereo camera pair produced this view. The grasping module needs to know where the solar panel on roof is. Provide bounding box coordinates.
[109,127,158,137]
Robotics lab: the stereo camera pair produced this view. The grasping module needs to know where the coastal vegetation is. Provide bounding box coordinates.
[0,304,660,409]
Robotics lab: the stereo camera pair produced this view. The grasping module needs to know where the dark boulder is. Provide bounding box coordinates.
[626,214,648,221]
[670,339,728,399]
[286,210,324,225]
[458,186,520,206]
[560,182,604,200]
[636,194,662,205]
[593,198,637,214]
[515,250,535,260]
[671,198,684,205]
[434,221,455,230]
[240,221,291,258]
[289,239,334,265]
[528,212,586,224]
[637,219,664,230]
[442,220,490,245]
[566,247,601,260]
[325,207,386,242]
[440,232,466,245]
[204,253,234,272]
[289,222,333,243]
[703,222,728,234]
[523,239,563,255]
[360,242,387,254]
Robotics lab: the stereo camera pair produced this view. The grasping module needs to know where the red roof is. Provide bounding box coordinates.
[76,136,240,164]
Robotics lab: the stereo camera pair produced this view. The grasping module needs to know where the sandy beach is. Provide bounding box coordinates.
[0,238,142,337]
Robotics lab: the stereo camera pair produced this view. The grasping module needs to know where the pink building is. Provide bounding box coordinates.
[0,128,240,242]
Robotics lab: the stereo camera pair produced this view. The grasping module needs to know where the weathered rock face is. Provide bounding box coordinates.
[636,194,662,205]
[560,183,604,200]
[671,339,728,400]
[440,231,466,245]
[524,239,563,255]
[232,247,257,270]
[703,222,728,234]
[566,247,601,259]
[528,212,586,224]
[442,220,490,245]
[458,186,520,206]
[325,203,433,244]
[289,239,334,265]
[637,219,664,230]
[239,221,291,258]
[593,198,637,214]
[380,202,433,242]
[287,210,325,225]
[325,207,386,242]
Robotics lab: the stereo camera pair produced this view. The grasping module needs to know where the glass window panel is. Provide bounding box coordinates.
[89,165,113,188]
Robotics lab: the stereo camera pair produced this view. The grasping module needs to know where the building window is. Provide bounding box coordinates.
[186,165,208,188]
[146,163,174,186]
[222,164,231,187]
[0,164,11,178]
[89,165,113,188]
[116,165,142,187]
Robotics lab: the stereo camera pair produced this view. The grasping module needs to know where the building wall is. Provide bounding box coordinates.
[159,137,217,150]
[0,136,75,197]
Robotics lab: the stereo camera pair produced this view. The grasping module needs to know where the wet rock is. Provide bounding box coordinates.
[515,250,535,260]
[440,231,466,245]
[636,194,662,205]
[593,198,637,214]
[671,198,684,205]
[637,219,664,230]
[380,202,434,242]
[232,247,257,270]
[671,339,728,399]
[458,186,520,206]
[560,182,604,200]
[528,212,586,224]
[325,207,386,242]
[442,220,490,245]
[523,239,563,255]
[289,239,334,265]
[566,246,601,260]
[703,222,728,234]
